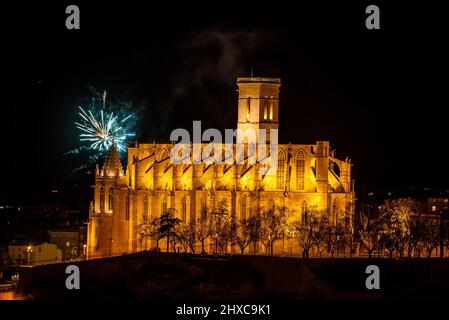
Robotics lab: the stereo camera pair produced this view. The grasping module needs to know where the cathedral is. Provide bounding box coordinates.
[87,77,355,258]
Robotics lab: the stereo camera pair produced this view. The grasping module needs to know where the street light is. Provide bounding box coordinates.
[26,246,32,265]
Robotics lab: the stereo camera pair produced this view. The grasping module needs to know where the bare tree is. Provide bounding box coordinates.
[175,223,190,253]
[259,206,290,255]
[138,216,164,250]
[158,208,182,252]
[292,207,326,258]
[381,198,416,258]
[176,222,196,253]
[195,213,212,254]
[234,218,252,254]
[247,214,261,254]
[408,216,426,257]
[422,218,440,257]
[321,213,345,258]
[358,206,382,258]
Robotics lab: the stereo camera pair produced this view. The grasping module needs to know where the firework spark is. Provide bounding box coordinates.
[66,88,142,172]
[75,106,134,153]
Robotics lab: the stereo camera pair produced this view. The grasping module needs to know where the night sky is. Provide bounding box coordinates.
[0,1,446,208]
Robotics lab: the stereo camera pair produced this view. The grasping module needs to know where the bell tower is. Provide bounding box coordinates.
[236,77,281,143]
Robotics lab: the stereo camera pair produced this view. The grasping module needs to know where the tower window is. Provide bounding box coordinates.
[246,97,251,121]
[108,187,114,212]
[269,98,274,120]
[264,99,268,120]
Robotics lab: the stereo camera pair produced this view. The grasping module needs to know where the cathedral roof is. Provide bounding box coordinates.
[102,143,124,177]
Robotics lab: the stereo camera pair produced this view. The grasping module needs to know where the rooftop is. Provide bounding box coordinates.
[237,77,281,84]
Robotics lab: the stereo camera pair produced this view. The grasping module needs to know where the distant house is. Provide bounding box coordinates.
[49,229,86,261]
[8,242,62,266]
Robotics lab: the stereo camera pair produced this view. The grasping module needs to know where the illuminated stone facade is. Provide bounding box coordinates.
[87,77,355,258]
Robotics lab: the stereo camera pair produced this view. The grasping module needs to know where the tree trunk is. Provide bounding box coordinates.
[167,232,170,253]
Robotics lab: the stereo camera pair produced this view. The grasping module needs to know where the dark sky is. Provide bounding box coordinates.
[0,1,446,207]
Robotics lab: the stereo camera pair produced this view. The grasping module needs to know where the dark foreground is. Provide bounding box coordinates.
[17,253,449,300]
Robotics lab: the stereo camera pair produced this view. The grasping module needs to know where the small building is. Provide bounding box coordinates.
[8,242,62,266]
[49,229,86,261]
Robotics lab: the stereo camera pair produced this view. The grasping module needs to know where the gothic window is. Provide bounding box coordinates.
[246,97,251,121]
[99,186,104,212]
[296,150,306,190]
[333,199,338,223]
[108,187,114,211]
[264,99,268,120]
[143,194,149,220]
[161,195,167,214]
[276,150,285,190]
[240,196,247,221]
[302,200,309,222]
[263,100,268,120]
[201,197,207,220]
[181,197,187,222]
[125,195,130,221]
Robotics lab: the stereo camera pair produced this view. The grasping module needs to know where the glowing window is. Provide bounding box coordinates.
[162,196,167,214]
[246,97,251,121]
[302,201,308,222]
[276,151,285,190]
[108,187,114,211]
[269,98,274,120]
[143,194,149,220]
[240,196,247,221]
[181,197,187,221]
[125,195,130,220]
[296,149,305,190]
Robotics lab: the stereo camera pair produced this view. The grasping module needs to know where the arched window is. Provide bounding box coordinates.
[201,197,207,220]
[269,97,274,120]
[99,186,104,212]
[302,200,309,222]
[181,197,187,222]
[263,98,268,120]
[276,151,285,190]
[240,196,247,221]
[296,150,306,190]
[161,195,167,214]
[246,97,251,121]
[125,195,130,221]
[143,194,149,220]
[108,187,114,212]
[332,199,338,223]
[263,99,268,120]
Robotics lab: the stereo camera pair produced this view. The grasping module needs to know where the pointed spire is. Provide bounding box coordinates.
[103,143,124,178]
